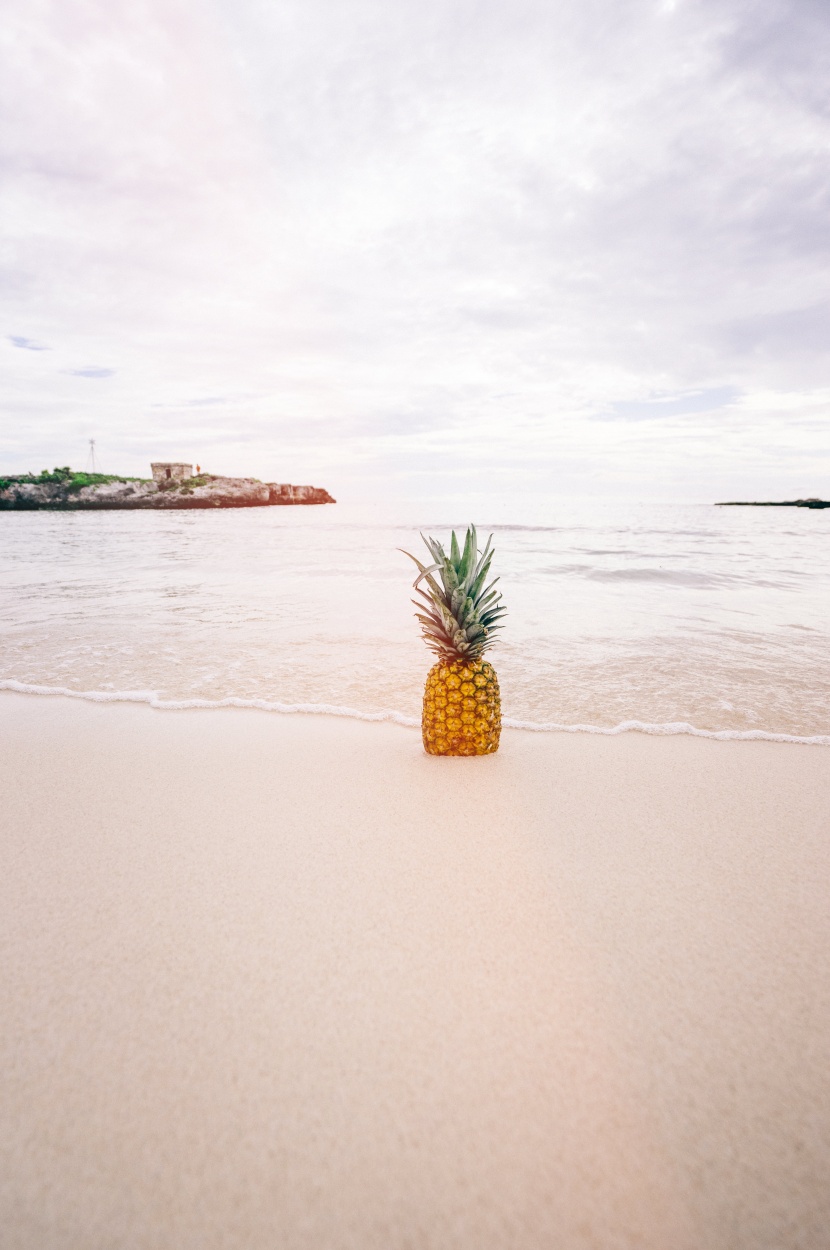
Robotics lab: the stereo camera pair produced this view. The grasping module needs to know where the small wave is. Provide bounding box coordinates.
[587,568,727,586]
[523,565,795,589]
[2,680,827,744]
[502,716,830,745]
[0,681,420,727]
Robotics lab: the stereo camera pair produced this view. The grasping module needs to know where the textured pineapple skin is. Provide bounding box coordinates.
[422,659,501,756]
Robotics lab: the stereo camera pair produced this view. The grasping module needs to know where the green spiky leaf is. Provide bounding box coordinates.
[400,525,507,662]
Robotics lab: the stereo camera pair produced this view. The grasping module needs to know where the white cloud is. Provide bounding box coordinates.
[1,0,829,498]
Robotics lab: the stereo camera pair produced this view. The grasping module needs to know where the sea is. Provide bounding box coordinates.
[1,498,828,743]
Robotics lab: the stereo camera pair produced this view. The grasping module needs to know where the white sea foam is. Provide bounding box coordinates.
[501,715,830,745]
[3,681,828,745]
[0,680,421,727]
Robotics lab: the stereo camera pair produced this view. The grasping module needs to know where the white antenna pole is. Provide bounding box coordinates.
[87,438,99,474]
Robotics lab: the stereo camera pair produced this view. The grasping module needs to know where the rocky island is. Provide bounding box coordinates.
[716,498,829,509]
[0,464,335,510]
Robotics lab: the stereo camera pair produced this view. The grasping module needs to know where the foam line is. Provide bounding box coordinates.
[2,680,828,745]
[0,681,420,727]
[501,716,830,746]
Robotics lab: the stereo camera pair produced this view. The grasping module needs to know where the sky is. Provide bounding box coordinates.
[2,0,829,501]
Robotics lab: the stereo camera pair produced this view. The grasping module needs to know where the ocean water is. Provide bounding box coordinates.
[1,499,828,742]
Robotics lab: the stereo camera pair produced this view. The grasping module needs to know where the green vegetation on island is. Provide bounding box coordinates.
[0,467,147,493]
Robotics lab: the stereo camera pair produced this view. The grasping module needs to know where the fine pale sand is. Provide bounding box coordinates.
[1,693,829,1250]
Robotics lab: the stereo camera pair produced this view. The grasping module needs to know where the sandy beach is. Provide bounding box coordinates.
[1,690,829,1249]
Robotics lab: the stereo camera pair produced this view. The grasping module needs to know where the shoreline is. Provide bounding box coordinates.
[2,679,829,745]
[2,691,829,1248]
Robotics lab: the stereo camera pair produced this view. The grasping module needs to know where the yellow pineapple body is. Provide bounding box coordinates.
[422,659,501,756]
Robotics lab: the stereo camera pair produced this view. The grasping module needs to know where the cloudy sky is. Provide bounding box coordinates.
[2,0,829,500]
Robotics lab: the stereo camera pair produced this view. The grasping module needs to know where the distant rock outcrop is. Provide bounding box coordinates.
[0,473,335,510]
[716,498,829,509]
[267,482,335,505]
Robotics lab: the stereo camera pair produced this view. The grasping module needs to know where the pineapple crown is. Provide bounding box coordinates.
[402,524,506,662]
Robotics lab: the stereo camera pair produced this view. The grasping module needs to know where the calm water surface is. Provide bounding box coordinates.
[1,499,828,740]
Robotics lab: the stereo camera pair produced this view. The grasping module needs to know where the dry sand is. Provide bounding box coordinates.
[1,690,829,1250]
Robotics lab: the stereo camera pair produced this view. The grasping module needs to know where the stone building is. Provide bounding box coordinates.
[151,462,192,483]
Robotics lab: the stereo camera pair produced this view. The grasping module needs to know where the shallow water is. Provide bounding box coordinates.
[1,498,828,741]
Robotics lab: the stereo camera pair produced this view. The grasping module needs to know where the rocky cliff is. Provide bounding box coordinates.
[0,474,335,510]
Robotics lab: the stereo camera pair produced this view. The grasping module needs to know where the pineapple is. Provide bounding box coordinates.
[402,525,506,756]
